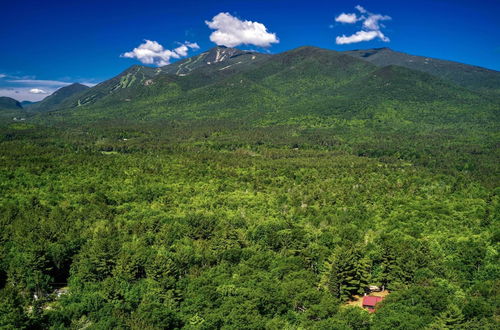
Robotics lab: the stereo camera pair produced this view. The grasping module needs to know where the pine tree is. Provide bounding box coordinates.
[429,304,464,329]
[321,246,371,300]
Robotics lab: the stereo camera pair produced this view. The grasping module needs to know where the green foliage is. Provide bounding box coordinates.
[0,287,27,329]
[322,246,371,300]
[0,118,497,328]
[28,83,89,112]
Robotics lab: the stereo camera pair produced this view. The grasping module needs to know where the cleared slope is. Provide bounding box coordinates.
[160,46,270,76]
[68,66,162,108]
[61,46,269,110]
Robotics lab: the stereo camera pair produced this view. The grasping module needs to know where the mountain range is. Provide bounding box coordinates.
[2,46,499,125]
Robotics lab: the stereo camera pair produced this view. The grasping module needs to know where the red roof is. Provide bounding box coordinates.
[362,296,383,307]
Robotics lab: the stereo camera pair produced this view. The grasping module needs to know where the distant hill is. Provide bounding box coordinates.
[29,83,90,112]
[0,96,26,119]
[343,48,500,94]
[0,96,23,110]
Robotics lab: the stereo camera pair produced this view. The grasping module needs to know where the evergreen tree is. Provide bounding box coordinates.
[322,246,371,300]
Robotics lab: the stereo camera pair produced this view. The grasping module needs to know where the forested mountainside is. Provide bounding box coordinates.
[0,96,23,110]
[14,46,499,121]
[0,45,498,329]
[28,83,90,112]
[0,96,25,118]
[343,47,500,95]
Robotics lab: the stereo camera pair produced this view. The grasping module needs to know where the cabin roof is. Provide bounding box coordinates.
[362,296,383,307]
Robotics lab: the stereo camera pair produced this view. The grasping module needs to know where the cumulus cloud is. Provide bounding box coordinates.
[29,88,47,94]
[334,5,391,45]
[363,13,391,30]
[121,40,199,66]
[172,42,200,57]
[205,12,279,48]
[336,30,387,45]
[335,13,359,24]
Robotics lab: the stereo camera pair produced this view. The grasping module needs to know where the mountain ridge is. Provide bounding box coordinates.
[14,45,499,123]
[28,45,496,131]
[343,47,500,94]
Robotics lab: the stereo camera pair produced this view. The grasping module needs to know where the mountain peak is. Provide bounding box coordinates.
[68,82,88,88]
[287,46,335,55]
[204,46,255,64]
[28,82,90,112]
[293,45,325,51]
[53,83,89,95]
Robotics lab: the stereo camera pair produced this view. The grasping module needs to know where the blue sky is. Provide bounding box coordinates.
[1,0,499,101]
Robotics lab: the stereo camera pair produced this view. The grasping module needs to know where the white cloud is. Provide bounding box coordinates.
[363,14,391,30]
[336,30,388,45]
[335,13,358,24]
[172,42,200,57]
[0,74,6,79]
[29,88,47,94]
[185,42,200,50]
[121,40,199,66]
[205,12,279,48]
[334,5,391,45]
[8,79,72,87]
[355,5,367,14]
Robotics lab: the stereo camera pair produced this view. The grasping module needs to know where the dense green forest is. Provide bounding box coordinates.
[0,46,499,329]
[0,117,498,329]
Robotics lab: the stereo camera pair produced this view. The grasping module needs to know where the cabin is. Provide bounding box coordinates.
[362,296,383,312]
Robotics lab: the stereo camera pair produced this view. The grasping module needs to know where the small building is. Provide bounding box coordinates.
[369,285,383,292]
[362,296,383,312]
